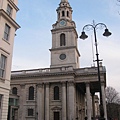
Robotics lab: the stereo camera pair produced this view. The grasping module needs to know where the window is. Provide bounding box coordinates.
[28,109,33,116]
[54,86,59,100]
[54,112,60,120]
[28,86,34,100]
[4,24,10,41]
[62,11,65,16]
[60,33,66,46]
[9,98,18,106]
[7,4,12,16]
[0,95,2,119]
[67,11,69,17]
[0,55,6,78]
[12,87,17,95]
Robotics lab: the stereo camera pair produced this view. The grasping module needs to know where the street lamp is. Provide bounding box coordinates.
[79,21,112,119]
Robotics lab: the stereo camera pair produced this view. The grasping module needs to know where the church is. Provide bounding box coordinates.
[8,0,107,120]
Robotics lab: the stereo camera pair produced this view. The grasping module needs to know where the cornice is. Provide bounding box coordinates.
[51,26,78,37]
[49,46,80,56]
[0,9,20,30]
[0,47,10,55]
[56,5,72,12]
[11,67,106,84]
[11,69,105,80]
[11,71,75,79]
[7,0,19,11]
[75,71,106,78]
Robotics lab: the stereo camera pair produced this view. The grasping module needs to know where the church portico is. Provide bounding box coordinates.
[10,65,106,120]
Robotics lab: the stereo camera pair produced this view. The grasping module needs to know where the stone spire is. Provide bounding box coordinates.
[61,0,68,2]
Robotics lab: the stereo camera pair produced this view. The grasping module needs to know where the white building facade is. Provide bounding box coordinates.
[0,0,20,119]
[9,0,107,120]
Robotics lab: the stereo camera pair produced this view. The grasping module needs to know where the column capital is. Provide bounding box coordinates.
[85,82,90,87]
[67,81,74,86]
[37,83,43,88]
[101,81,105,85]
[44,82,49,88]
[44,82,49,85]
[20,84,25,89]
[61,81,66,86]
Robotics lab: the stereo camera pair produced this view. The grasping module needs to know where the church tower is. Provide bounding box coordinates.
[50,0,80,68]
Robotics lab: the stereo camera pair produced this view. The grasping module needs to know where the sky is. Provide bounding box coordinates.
[12,0,120,92]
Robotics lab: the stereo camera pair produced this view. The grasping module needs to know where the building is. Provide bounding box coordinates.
[0,0,20,119]
[94,95,100,117]
[9,0,107,120]
[84,95,100,119]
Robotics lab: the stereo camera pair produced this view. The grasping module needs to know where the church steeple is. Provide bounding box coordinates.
[50,0,80,68]
[52,0,75,29]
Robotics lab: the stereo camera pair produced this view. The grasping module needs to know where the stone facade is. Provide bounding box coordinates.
[9,66,107,120]
[0,0,20,119]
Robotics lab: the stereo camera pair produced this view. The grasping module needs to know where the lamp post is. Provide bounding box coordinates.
[79,21,111,119]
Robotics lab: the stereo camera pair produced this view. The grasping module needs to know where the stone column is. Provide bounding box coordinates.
[91,93,95,119]
[37,83,44,120]
[68,81,75,120]
[62,82,67,120]
[45,83,49,120]
[86,82,92,120]
[19,84,26,120]
[101,82,107,120]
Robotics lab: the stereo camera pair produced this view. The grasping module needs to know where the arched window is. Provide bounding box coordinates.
[28,86,34,100]
[54,86,59,100]
[60,33,66,46]
[67,11,69,17]
[12,87,17,95]
[62,11,65,17]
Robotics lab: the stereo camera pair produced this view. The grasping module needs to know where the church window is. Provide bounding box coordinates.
[12,87,17,95]
[28,86,34,100]
[54,86,59,100]
[28,108,34,116]
[67,11,69,17]
[62,11,65,17]
[60,33,66,46]
[54,112,60,120]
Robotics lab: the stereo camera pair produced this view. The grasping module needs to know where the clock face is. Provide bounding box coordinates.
[59,20,66,26]
[59,54,66,60]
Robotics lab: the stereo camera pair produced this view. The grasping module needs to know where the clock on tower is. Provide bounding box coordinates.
[50,0,80,68]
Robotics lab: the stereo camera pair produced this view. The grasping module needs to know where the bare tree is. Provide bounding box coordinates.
[106,86,120,104]
[106,86,120,120]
